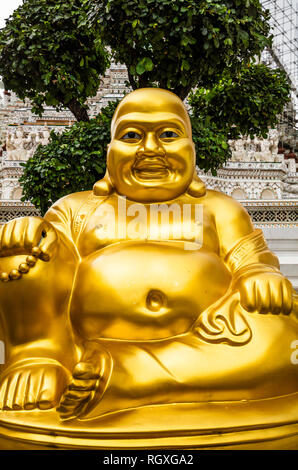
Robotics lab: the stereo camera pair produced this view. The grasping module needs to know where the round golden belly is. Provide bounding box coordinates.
[70,241,231,340]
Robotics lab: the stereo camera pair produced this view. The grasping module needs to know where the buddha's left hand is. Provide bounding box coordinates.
[238,272,293,315]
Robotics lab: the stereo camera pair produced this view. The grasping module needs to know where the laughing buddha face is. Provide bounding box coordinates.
[107,88,196,202]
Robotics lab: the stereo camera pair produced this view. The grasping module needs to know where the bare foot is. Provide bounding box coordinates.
[57,341,112,421]
[0,361,69,411]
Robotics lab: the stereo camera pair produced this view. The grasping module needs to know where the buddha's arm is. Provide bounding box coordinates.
[211,191,293,315]
[0,217,78,364]
[43,190,93,254]
[0,189,88,265]
[0,192,92,348]
[0,194,92,410]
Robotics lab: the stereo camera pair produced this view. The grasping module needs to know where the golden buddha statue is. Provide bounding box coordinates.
[0,88,297,449]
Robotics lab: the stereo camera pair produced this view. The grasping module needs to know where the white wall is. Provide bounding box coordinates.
[263,227,298,290]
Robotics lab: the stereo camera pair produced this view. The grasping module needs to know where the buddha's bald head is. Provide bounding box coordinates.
[111,88,192,138]
[107,88,196,202]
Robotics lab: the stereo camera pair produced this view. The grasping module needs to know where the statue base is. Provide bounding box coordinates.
[0,393,298,450]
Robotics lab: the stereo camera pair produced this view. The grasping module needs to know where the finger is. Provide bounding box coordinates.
[60,389,91,407]
[38,226,58,261]
[58,391,91,421]
[12,371,31,410]
[61,389,91,401]
[281,279,293,315]
[57,392,83,415]
[73,362,100,380]
[1,220,16,253]
[240,280,256,312]
[270,281,283,315]
[9,220,25,251]
[25,218,45,253]
[0,218,37,255]
[257,280,271,314]
[58,403,81,420]
[69,378,97,391]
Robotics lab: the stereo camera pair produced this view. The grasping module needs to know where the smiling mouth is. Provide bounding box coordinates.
[132,158,171,180]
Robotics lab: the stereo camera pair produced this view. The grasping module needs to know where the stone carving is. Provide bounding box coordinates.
[284,183,298,195]
[229,131,281,163]
[231,139,246,161]
[1,180,16,200]
[5,127,51,161]
[35,127,51,147]
[269,128,279,156]
[258,138,275,162]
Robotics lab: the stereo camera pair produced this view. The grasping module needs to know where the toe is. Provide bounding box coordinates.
[37,367,60,410]
[0,377,8,410]
[3,373,19,410]
[12,371,30,410]
[23,372,38,410]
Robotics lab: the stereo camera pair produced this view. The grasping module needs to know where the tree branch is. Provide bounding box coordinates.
[127,70,138,90]
[67,98,90,122]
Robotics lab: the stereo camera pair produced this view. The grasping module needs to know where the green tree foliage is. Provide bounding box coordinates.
[19,101,118,214]
[13,0,291,208]
[189,64,291,140]
[189,64,291,173]
[87,0,272,99]
[0,0,109,121]
[191,117,231,174]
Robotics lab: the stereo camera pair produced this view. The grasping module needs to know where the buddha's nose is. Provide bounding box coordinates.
[139,132,165,156]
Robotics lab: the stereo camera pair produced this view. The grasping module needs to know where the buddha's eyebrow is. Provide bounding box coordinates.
[114,114,187,135]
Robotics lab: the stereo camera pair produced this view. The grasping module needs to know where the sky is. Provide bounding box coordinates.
[0,0,23,29]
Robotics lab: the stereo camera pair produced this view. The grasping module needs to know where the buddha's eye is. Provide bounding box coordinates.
[160,131,179,139]
[121,131,142,140]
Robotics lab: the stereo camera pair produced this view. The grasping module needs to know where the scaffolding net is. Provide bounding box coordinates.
[261,0,298,151]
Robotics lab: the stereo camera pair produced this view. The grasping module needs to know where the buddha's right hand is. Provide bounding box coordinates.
[57,340,112,421]
[0,216,58,261]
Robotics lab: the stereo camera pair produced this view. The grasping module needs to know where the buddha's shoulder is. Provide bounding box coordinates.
[204,189,241,205]
[186,189,250,218]
[187,188,244,206]
[48,190,91,212]
[47,190,107,217]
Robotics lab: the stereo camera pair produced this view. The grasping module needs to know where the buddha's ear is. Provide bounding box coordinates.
[187,171,206,198]
[93,171,114,196]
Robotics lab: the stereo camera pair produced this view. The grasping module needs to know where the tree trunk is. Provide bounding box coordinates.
[127,70,138,90]
[67,98,90,122]
[175,84,193,101]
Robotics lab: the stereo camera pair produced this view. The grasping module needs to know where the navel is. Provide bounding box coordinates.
[146,289,167,312]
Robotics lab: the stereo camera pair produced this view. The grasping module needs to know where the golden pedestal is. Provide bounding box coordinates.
[1,394,298,450]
